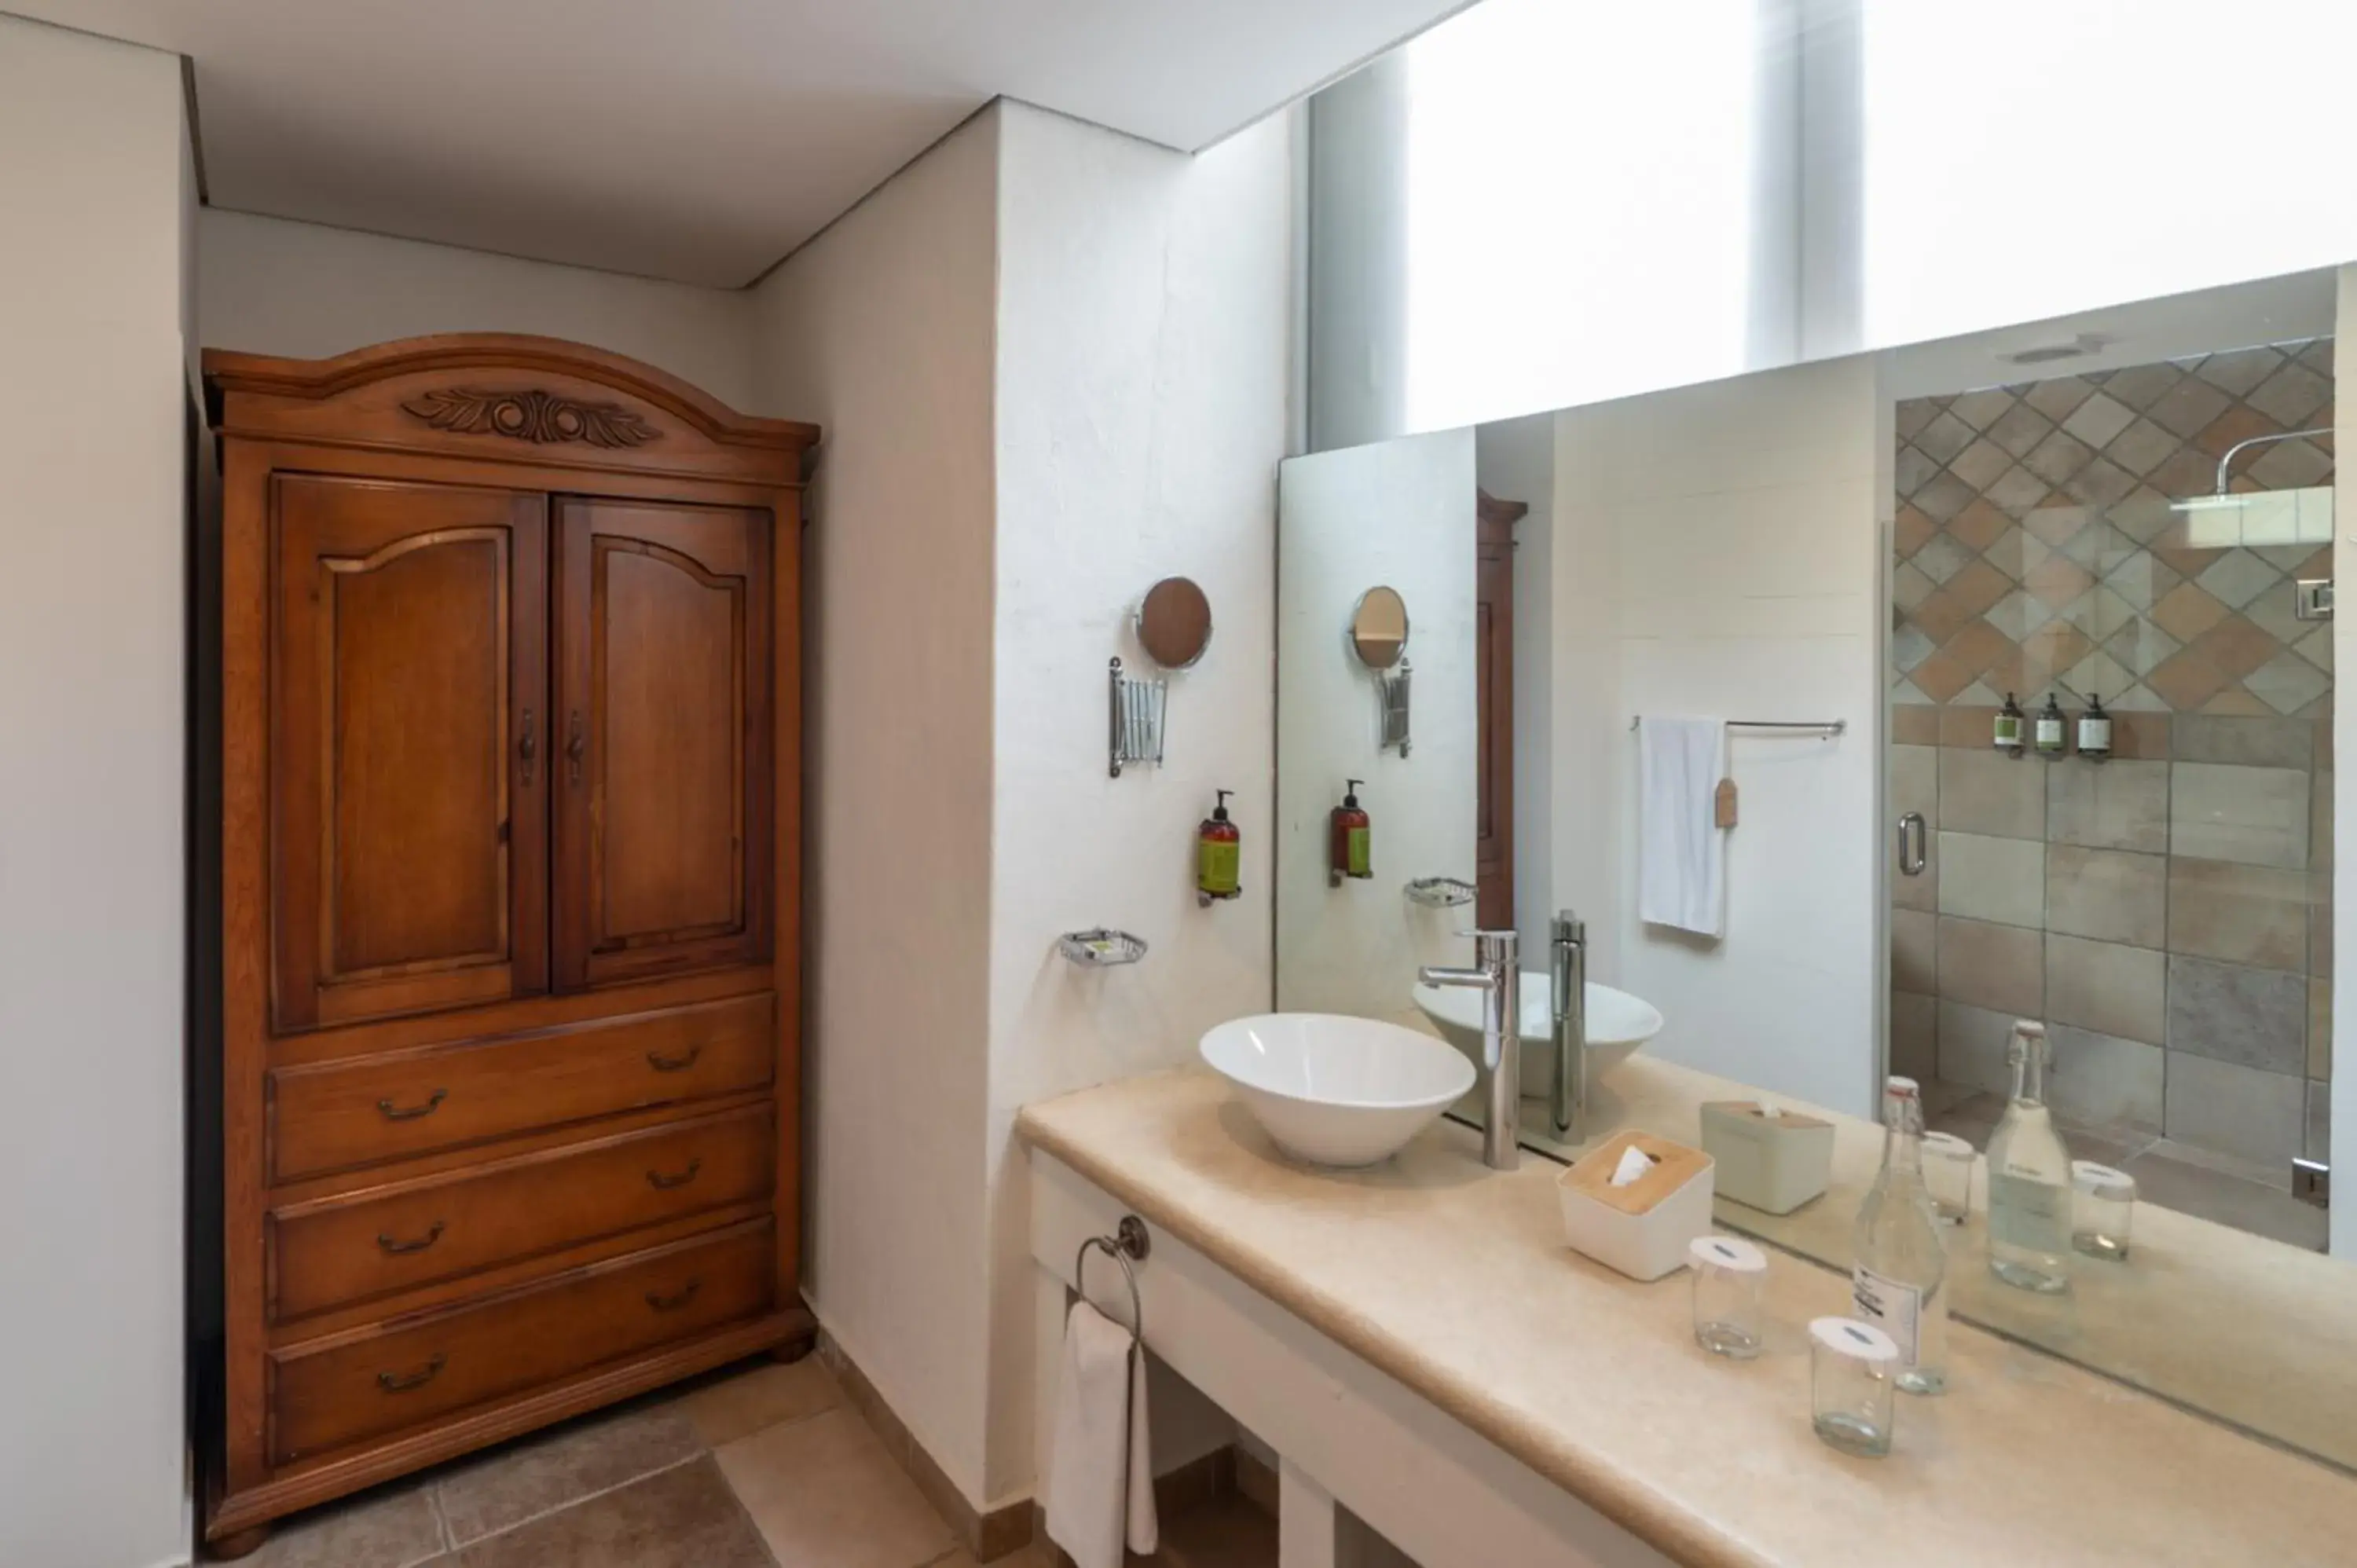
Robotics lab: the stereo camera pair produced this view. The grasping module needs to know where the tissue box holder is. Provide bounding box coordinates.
[1556,1130,1715,1282]
[1699,1101,1834,1215]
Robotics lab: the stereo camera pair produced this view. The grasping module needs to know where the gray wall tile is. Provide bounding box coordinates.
[1891,990,1937,1082]
[2045,845,2165,947]
[2046,1024,2164,1134]
[1937,832,2045,927]
[2170,714,2315,768]
[2165,858,2308,972]
[1890,908,1936,994]
[2163,1051,2306,1168]
[1939,747,2045,839]
[2311,980,2333,1079]
[2047,933,2165,1044]
[1892,744,1938,826]
[2308,1079,2332,1161]
[1937,917,2043,1017]
[1937,999,2020,1096]
[2167,954,2308,1074]
[2047,758,2168,853]
[2171,762,2310,868]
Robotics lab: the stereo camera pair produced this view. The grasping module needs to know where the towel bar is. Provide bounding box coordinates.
[1074,1215,1150,1345]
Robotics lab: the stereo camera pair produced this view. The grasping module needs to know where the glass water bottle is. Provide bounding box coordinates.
[1987,1021,2073,1294]
[1852,1077,1948,1395]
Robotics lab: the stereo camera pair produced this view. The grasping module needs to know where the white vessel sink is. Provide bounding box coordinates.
[1200,1013,1476,1168]
[1411,974,1664,1098]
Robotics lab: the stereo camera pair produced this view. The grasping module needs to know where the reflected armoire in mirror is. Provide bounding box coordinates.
[199,335,816,1555]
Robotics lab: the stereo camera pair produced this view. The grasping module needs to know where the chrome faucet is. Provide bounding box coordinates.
[1420,929,1519,1170]
[1549,911,1588,1145]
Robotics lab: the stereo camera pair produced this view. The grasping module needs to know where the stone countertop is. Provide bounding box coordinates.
[1533,1054,2357,1472]
[1017,1068,2357,1568]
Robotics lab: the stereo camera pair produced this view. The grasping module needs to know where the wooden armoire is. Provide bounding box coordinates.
[199,335,816,1555]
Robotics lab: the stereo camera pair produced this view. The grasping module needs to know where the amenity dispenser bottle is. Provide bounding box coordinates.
[1329,779,1372,885]
[1197,789,1241,902]
[1988,1021,2073,1294]
[2034,693,2068,757]
[1993,692,2027,757]
[1852,1077,1948,1395]
[2077,694,2113,762]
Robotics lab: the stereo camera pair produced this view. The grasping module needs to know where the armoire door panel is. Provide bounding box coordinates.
[554,498,772,989]
[273,474,549,1031]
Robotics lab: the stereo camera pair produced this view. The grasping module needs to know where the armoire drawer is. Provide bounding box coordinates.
[269,1103,775,1322]
[268,1218,774,1466]
[269,993,775,1181]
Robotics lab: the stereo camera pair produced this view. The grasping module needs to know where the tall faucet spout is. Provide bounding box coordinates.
[1420,930,1519,1170]
[1550,911,1589,1145]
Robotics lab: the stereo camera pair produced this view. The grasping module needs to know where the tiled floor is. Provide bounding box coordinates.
[1924,1081,2327,1251]
[225,1357,1028,1568]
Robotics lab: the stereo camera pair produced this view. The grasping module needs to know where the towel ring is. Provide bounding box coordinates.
[1074,1215,1149,1346]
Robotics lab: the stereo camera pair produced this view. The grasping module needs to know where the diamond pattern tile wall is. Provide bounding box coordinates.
[1893,337,2336,718]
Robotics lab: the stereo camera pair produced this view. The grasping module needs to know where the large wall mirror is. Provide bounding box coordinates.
[1275,261,2353,1473]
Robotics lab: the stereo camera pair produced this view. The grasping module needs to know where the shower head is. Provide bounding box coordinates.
[2168,427,2334,546]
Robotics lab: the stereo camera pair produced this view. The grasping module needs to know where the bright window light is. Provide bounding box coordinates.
[1863,0,2357,349]
[1403,0,1761,433]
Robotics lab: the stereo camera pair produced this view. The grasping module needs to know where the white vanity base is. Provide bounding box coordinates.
[1030,1152,1672,1568]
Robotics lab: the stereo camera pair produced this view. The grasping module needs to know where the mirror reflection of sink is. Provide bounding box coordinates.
[1410,974,1664,1098]
[1200,1013,1476,1168]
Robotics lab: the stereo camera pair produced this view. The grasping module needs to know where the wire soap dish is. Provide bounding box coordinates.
[1058,928,1149,967]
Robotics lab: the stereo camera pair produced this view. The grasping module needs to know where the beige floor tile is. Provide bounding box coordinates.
[435,1406,702,1544]
[717,1406,956,1568]
[455,1456,772,1568]
[672,1357,842,1448]
[237,1481,445,1568]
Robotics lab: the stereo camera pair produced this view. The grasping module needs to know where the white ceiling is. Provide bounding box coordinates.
[18,0,1472,288]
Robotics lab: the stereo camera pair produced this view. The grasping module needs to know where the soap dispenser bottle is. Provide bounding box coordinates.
[1197,789,1241,903]
[2077,694,2112,762]
[1993,692,2026,757]
[1329,779,1372,885]
[2033,693,2068,758]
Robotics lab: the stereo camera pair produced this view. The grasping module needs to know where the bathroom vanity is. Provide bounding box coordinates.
[1021,1069,2357,1568]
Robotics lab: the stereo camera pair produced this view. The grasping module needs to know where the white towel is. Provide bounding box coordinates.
[1044,1299,1157,1568]
[1637,716,1728,938]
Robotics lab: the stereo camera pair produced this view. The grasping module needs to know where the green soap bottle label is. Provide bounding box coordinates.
[1346,826,1371,877]
[1200,838,1240,896]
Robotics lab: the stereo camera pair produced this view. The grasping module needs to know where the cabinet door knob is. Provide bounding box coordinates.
[376,1353,447,1393]
[566,709,587,786]
[646,1158,703,1190]
[646,1045,702,1073]
[645,1280,702,1312]
[376,1089,447,1122]
[519,708,537,786]
[376,1220,446,1255]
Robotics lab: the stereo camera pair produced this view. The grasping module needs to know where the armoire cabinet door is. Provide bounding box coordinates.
[552,498,772,989]
[272,475,549,1031]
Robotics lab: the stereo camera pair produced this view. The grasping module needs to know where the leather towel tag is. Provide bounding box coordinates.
[1714,777,1739,830]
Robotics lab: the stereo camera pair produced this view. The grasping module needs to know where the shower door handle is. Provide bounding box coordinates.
[1897,812,1927,877]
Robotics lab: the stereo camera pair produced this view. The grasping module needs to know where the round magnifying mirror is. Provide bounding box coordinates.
[1347,586,1409,670]
[1136,576,1213,670]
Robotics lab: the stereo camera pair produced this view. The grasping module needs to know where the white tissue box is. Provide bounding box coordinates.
[1556,1130,1716,1282]
[1699,1100,1834,1215]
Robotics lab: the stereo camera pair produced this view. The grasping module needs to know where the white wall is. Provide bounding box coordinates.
[1275,430,1479,1035]
[1550,356,1887,1119]
[200,208,759,408]
[750,108,1004,1504]
[1477,415,1556,958]
[0,16,193,1568]
[984,100,1291,1505]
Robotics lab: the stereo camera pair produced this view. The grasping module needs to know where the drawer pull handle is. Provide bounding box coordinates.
[377,1089,448,1122]
[646,1158,703,1191]
[646,1046,702,1073]
[645,1279,702,1312]
[376,1221,446,1255]
[376,1354,447,1394]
